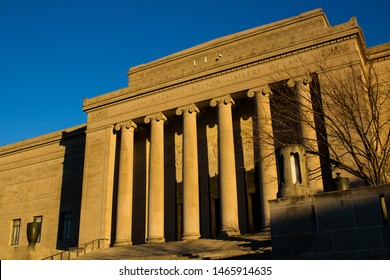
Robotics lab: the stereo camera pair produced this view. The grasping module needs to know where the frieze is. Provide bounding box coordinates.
[128,13,358,92]
[208,140,219,163]
[164,144,182,169]
[3,176,59,205]
[320,42,351,58]
[89,109,108,122]
[86,38,353,122]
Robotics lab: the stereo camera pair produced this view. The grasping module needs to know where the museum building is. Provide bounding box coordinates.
[1,9,389,259]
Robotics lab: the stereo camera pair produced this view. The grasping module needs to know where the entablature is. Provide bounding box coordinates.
[82,9,366,117]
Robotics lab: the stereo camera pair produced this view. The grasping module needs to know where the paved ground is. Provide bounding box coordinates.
[76,231,272,260]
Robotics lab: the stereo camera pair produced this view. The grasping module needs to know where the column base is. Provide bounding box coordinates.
[113,240,132,247]
[146,237,165,243]
[261,224,271,231]
[181,233,200,241]
[218,228,241,238]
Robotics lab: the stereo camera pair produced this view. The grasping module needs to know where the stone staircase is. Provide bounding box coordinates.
[42,238,109,260]
[75,231,272,260]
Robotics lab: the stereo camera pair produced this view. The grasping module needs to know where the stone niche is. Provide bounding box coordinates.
[276,145,310,198]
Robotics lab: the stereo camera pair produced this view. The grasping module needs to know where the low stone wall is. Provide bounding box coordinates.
[269,184,390,259]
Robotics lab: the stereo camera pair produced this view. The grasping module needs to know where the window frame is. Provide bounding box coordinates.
[60,212,72,241]
[33,215,43,243]
[11,219,21,246]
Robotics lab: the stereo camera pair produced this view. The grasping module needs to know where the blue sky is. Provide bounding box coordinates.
[1,0,389,146]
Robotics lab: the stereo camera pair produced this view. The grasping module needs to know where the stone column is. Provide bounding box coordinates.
[210,95,240,237]
[287,76,323,193]
[247,86,278,228]
[114,121,137,246]
[144,112,167,243]
[176,104,200,240]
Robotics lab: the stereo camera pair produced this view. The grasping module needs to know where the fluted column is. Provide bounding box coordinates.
[144,112,167,243]
[288,76,323,193]
[114,120,137,246]
[247,86,278,228]
[176,104,200,240]
[210,95,240,237]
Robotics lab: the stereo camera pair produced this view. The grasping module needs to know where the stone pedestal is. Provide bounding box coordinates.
[276,144,310,198]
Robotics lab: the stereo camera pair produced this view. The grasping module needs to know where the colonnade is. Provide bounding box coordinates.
[112,79,322,245]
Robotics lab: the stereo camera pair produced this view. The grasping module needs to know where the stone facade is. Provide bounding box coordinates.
[0,9,389,259]
[0,125,85,259]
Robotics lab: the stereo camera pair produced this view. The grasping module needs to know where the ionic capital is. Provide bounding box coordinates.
[210,95,235,107]
[247,85,273,98]
[176,104,200,116]
[114,120,137,132]
[287,75,312,88]
[144,112,167,124]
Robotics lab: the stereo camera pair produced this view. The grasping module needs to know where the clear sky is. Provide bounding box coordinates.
[0,0,389,146]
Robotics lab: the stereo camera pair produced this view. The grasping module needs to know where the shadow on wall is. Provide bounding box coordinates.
[270,184,390,259]
[57,127,86,250]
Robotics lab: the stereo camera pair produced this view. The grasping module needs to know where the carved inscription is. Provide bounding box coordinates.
[129,16,355,91]
[227,68,262,82]
[109,41,349,120]
[151,89,186,103]
[320,42,350,57]
[90,109,108,121]
[191,80,221,92]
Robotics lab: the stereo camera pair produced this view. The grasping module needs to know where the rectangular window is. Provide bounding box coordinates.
[33,216,43,243]
[11,219,21,245]
[60,212,72,240]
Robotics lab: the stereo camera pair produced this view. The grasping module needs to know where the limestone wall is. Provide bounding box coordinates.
[0,125,85,259]
[270,184,390,259]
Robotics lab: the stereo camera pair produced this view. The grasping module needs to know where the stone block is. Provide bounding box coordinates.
[271,235,294,257]
[353,195,383,227]
[333,228,382,252]
[320,251,360,260]
[292,232,334,255]
[316,199,354,231]
[380,227,390,248]
[359,248,390,259]
[271,204,315,236]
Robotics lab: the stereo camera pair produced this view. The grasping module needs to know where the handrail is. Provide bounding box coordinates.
[42,238,109,260]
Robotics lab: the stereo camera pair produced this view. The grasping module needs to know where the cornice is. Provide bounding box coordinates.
[367,42,390,62]
[128,9,328,75]
[0,124,86,157]
[83,31,362,113]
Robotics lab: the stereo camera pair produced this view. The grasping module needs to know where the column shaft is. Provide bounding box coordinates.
[211,95,240,237]
[248,86,278,228]
[114,121,137,246]
[145,113,167,243]
[288,77,323,193]
[176,105,200,240]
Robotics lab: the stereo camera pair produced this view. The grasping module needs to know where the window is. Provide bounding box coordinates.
[60,212,72,240]
[290,153,302,184]
[33,216,43,243]
[11,219,21,245]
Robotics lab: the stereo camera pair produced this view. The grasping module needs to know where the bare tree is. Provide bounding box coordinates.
[265,61,390,187]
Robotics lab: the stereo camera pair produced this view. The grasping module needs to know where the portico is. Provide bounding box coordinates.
[2,9,388,260]
[77,8,364,245]
[79,72,323,244]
